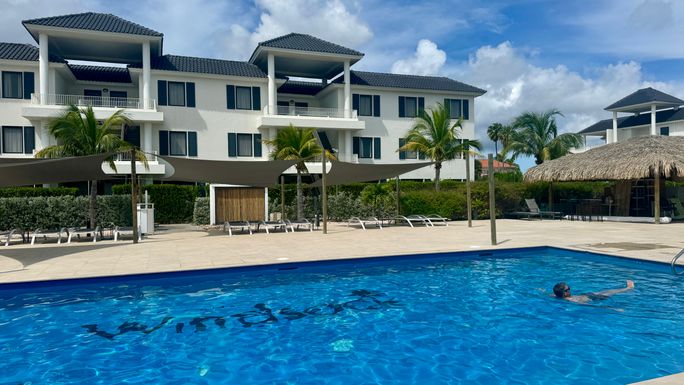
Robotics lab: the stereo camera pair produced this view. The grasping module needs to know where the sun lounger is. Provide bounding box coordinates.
[394,215,431,228]
[256,221,289,234]
[1,228,22,246]
[31,227,67,245]
[223,221,254,236]
[114,226,142,241]
[525,199,562,219]
[285,219,314,232]
[423,214,449,226]
[347,217,383,230]
[67,226,102,243]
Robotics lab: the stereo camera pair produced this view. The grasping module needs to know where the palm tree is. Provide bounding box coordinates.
[399,102,467,191]
[487,122,505,155]
[506,109,582,165]
[263,125,332,220]
[36,105,146,228]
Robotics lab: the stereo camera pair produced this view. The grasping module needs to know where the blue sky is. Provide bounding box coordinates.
[2,0,682,171]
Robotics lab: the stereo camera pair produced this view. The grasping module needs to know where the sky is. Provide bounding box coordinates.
[3,0,683,171]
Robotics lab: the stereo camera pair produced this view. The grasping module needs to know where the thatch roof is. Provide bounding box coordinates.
[524,135,684,181]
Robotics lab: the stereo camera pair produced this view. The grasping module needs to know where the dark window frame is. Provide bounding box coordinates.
[235,86,253,110]
[237,133,253,157]
[359,137,373,159]
[404,97,417,118]
[358,94,373,116]
[2,126,24,154]
[169,131,188,156]
[2,71,23,99]
[167,81,186,107]
[660,126,670,136]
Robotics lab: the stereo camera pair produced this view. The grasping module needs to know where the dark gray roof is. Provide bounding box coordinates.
[579,108,684,135]
[69,64,131,83]
[22,12,162,37]
[278,80,324,95]
[332,71,486,94]
[0,42,64,62]
[257,33,363,57]
[605,87,684,110]
[130,55,266,78]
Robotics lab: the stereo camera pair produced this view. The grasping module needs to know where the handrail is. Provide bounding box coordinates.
[263,105,357,119]
[671,248,684,274]
[31,93,157,110]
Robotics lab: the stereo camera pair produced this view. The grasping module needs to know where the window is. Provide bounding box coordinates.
[445,98,470,120]
[404,97,417,118]
[353,136,381,159]
[159,130,197,156]
[398,138,418,160]
[237,134,253,156]
[235,86,252,110]
[2,72,22,99]
[2,126,23,153]
[359,95,373,116]
[110,91,127,99]
[168,82,186,106]
[660,127,670,136]
[169,131,187,156]
[359,137,373,158]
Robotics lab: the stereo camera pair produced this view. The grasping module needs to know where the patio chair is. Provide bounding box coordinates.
[285,219,314,232]
[223,221,254,236]
[347,217,383,230]
[67,226,102,243]
[422,214,449,226]
[114,226,142,242]
[1,228,22,246]
[525,199,563,219]
[394,215,431,228]
[31,227,68,245]
[668,198,684,221]
[256,220,289,234]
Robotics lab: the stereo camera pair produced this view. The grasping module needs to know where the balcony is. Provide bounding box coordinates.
[104,151,166,175]
[22,94,164,122]
[257,105,365,131]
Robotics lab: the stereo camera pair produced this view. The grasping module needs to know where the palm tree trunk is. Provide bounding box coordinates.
[296,169,304,220]
[89,180,98,228]
[494,141,498,157]
[434,162,442,191]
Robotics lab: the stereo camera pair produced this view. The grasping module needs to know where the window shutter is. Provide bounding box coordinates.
[226,85,235,110]
[228,133,237,157]
[352,93,359,112]
[418,97,425,115]
[399,138,406,160]
[23,126,35,154]
[352,136,359,155]
[373,137,381,159]
[373,95,380,117]
[159,130,169,155]
[444,98,450,116]
[186,82,196,107]
[23,72,34,100]
[398,96,405,117]
[462,99,469,120]
[253,133,262,157]
[251,86,261,111]
[187,131,197,157]
[157,80,167,106]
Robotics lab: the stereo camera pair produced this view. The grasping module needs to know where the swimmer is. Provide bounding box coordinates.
[552,280,634,304]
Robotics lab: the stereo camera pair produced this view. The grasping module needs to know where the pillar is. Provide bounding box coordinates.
[344,130,352,162]
[267,53,275,114]
[651,104,657,135]
[39,33,48,104]
[142,41,151,109]
[143,122,152,153]
[338,131,345,160]
[343,60,351,118]
[606,129,614,144]
[612,111,618,143]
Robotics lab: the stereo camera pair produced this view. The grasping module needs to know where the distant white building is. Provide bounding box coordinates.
[0,12,486,186]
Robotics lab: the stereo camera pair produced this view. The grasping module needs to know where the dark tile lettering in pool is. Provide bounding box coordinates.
[81,289,401,340]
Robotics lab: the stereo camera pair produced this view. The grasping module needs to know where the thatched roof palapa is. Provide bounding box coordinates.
[524,135,684,182]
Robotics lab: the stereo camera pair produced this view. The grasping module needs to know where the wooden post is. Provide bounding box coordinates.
[654,162,661,224]
[488,154,497,245]
[130,148,138,244]
[280,175,286,220]
[465,148,472,227]
[322,150,328,234]
[395,176,400,216]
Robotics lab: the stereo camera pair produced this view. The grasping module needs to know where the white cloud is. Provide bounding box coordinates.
[390,39,446,76]
[0,0,89,44]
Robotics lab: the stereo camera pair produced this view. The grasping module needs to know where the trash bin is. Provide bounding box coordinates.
[137,192,154,235]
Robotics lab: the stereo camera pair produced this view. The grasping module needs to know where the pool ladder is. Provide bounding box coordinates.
[671,248,684,274]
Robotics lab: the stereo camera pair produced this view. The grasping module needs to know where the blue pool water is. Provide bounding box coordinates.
[1,247,683,384]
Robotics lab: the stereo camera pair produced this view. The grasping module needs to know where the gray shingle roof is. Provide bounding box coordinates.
[579,108,684,135]
[257,33,363,57]
[605,87,684,110]
[0,42,64,62]
[278,80,325,95]
[69,64,131,83]
[332,71,486,94]
[22,12,162,37]
[130,55,266,78]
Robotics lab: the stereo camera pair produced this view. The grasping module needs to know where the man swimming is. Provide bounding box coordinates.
[552,280,634,304]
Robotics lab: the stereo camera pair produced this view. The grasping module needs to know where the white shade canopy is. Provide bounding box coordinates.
[0,154,112,187]
[310,160,433,186]
[159,156,298,187]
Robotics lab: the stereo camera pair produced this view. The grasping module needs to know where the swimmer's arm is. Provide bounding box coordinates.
[594,280,634,297]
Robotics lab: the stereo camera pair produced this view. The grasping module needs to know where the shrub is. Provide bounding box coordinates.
[112,184,198,223]
[400,190,467,219]
[0,187,78,197]
[193,197,210,225]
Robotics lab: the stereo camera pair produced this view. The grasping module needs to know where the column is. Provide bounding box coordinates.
[267,53,276,115]
[612,111,618,143]
[606,129,613,144]
[142,41,151,109]
[651,104,657,135]
[39,120,50,148]
[337,130,345,160]
[344,130,352,162]
[143,122,153,153]
[343,60,351,118]
[39,33,49,104]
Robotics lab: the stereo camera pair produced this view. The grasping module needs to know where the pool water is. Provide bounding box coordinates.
[1,247,683,384]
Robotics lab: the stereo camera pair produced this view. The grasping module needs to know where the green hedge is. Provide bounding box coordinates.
[113,184,199,223]
[193,197,210,225]
[0,187,78,197]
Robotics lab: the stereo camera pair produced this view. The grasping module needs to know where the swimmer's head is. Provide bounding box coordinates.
[553,282,570,298]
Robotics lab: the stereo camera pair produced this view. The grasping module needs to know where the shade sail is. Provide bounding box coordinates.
[524,135,684,182]
[159,156,298,187]
[310,160,433,186]
[0,153,111,187]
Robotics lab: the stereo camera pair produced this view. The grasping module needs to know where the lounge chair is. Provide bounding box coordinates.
[114,226,142,241]
[525,199,563,219]
[347,217,383,230]
[1,228,22,246]
[67,226,102,243]
[223,221,254,236]
[285,219,314,232]
[668,198,684,221]
[422,214,449,226]
[31,227,68,245]
[256,220,289,234]
[394,215,431,227]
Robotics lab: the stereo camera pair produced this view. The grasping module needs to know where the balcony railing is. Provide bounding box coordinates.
[31,94,156,110]
[116,151,158,162]
[264,105,357,119]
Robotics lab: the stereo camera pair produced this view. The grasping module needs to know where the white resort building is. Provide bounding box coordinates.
[0,12,486,190]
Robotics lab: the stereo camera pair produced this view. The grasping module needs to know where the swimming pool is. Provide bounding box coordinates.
[1,247,683,384]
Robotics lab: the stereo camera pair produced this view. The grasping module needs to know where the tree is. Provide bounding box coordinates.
[36,105,146,228]
[399,102,469,191]
[506,109,582,165]
[487,122,505,155]
[360,183,392,217]
[263,125,333,220]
